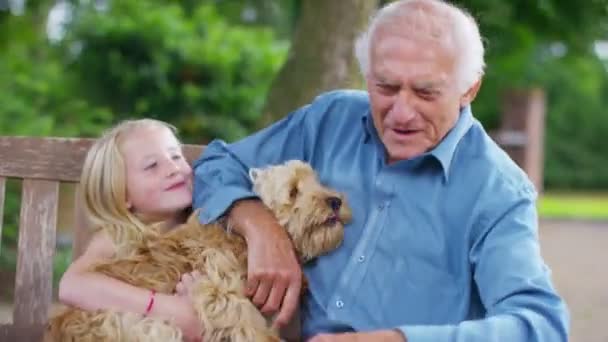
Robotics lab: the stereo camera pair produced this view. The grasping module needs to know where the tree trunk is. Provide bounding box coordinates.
[260,0,379,127]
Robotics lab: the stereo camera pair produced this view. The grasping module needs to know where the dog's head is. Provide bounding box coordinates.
[249,160,351,261]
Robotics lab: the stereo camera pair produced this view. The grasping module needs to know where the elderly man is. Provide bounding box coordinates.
[192,0,569,341]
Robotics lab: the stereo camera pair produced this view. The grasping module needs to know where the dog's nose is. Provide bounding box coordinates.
[326,196,342,211]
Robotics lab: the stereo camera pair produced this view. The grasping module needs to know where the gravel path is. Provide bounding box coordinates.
[539,219,608,342]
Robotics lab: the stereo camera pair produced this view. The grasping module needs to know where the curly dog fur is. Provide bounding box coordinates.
[45,160,351,342]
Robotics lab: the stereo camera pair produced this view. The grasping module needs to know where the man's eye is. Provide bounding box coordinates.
[172,154,183,160]
[377,83,399,93]
[417,89,438,100]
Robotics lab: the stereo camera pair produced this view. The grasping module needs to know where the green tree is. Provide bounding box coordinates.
[61,1,288,143]
[452,0,608,190]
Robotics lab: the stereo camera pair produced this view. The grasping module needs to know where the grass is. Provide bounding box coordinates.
[538,192,608,220]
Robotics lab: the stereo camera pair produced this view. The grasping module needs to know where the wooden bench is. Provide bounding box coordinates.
[0,136,203,341]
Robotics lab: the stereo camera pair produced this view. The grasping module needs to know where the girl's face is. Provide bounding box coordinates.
[121,125,193,222]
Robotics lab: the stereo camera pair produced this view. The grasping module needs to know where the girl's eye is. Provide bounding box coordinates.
[144,162,157,170]
[172,154,183,160]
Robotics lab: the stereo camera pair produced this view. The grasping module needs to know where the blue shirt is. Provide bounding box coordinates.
[192,90,569,341]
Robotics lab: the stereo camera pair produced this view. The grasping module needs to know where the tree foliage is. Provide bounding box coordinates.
[451,0,608,189]
[60,1,288,143]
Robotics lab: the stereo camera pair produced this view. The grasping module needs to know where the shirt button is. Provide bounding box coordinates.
[378,203,385,210]
[336,300,344,308]
[357,255,365,263]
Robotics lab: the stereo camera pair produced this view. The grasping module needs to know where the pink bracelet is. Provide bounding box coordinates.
[144,290,156,316]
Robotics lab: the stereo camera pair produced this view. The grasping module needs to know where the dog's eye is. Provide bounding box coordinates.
[289,186,298,199]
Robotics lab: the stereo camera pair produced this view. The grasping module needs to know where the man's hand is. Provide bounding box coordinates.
[228,199,303,328]
[308,330,406,342]
[246,223,302,327]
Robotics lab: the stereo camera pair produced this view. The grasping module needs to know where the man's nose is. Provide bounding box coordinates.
[390,92,417,122]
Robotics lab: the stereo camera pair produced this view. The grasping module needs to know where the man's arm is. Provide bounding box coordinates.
[193,104,310,224]
[227,198,303,327]
[395,188,569,342]
[192,104,312,327]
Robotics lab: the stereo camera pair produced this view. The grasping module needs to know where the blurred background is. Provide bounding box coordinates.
[0,0,607,341]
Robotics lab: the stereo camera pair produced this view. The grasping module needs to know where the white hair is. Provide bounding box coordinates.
[354,0,485,92]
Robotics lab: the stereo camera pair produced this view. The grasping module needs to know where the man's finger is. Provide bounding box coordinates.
[251,279,272,307]
[246,275,260,297]
[261,278,287,314]
[273,279,301,328]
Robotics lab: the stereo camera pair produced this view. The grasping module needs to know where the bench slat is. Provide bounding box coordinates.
[0,323,45,341]
[0,325,8,341]
[0,136,204,182]
[72,185,92,260]
[13,179,59,326]
[0,177,5,253]
[0,137,93,182]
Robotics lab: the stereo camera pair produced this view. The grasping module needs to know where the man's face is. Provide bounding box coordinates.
[366,27,478,164]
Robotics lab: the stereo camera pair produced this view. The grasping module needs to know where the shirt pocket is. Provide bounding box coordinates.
[376,230,468,325]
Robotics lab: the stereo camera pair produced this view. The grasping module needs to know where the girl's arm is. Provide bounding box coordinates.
[59,232,203,340]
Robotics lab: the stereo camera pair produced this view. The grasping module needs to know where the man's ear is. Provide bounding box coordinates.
[460,79,482,108]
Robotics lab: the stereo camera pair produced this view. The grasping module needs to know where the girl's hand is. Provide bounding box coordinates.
[176,270,205,300]
[175,271,204,342]
[171,295,204,342]
[174,271,205,342]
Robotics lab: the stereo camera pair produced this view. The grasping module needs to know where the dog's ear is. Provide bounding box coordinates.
[248,167,262,182]
[187,209,202,225]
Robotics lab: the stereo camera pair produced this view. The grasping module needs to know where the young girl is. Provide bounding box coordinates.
[58,119,203,341]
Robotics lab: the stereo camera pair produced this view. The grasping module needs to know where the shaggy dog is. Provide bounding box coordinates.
[45,160,351,342]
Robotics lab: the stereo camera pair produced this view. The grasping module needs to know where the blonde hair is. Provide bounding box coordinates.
[81,118,179,254]
[355,0,485,92]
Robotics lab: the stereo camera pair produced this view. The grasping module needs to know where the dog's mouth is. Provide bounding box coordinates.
[323,213,341,226]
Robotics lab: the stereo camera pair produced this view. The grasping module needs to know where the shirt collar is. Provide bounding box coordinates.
[361,105,474,181]
[428,106,473,181]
